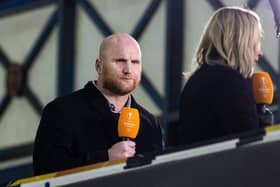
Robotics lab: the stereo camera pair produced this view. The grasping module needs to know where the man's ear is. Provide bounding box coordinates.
[95,58,102,74]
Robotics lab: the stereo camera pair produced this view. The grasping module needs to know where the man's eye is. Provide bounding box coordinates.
[132,60,140,64]
[116,59,126,63]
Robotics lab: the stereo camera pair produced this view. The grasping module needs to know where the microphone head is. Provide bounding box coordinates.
[118,107,140,139]
[252,72,274,105]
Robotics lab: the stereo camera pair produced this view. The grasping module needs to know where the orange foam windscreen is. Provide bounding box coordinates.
[118,107,140,139]
[252,72,274,105]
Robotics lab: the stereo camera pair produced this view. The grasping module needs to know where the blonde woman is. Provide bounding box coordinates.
[178,7,263,145]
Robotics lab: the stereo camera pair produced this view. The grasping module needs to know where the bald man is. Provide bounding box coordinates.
[33,33,163,175]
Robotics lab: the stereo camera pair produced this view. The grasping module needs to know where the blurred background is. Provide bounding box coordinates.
[0,0,279,185]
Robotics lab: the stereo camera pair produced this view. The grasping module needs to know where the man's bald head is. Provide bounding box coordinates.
[98,33,141,60]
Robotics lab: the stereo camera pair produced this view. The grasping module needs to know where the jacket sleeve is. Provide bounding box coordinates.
[33,101,109,175]
[33,102,77,175]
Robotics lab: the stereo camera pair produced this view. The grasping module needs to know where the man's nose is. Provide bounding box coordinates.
[123,62,132,73]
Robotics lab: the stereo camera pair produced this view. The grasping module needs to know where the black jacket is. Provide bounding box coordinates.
[33,81,163,175]
[178,64,259,146]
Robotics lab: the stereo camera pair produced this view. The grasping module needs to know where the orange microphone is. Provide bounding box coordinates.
[118,107,140,140]
[252,72,274,105]
[252,72,274,127]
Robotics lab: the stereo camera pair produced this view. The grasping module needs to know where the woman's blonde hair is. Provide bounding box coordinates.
[191,6,263,78]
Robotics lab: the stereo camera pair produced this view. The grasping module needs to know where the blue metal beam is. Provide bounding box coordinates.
[77,0,113,37]
[0,46,10,69]
[141,73,163,110]
[165,0,184,112]
[246,0,261,9]
[207,0,224,10]
[57,0,76,96]
[24,87,43,116]
[24,8,58,71]
[0,95,11,122]
[0,0,55,18]
[0,163,33,186]
[0,143,33,161]
[276,39,280,122]
[164,0,184,144]
[131,0,162,40]
[0,143,33,185]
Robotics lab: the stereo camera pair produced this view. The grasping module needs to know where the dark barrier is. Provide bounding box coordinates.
[8,127,280,187]
[61,140,280,187]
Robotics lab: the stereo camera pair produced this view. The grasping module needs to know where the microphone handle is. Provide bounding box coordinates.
[121,137,131,141]
[256,104,274,127]
[256,104,266,114]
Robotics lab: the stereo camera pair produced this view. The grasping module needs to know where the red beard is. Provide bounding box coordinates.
[103,77,139,95]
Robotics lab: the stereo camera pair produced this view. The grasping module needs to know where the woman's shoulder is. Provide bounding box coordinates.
[201,63,241,74]
[197,63,245,82]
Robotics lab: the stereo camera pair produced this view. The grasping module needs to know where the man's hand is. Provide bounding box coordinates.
[108,141,136,160]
